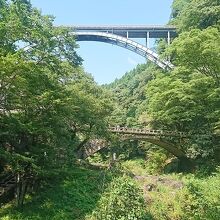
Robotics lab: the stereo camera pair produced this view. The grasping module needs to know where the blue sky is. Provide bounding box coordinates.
[31,0,173,84]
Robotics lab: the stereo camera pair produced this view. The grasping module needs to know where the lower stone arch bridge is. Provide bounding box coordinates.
[78,127,193,163]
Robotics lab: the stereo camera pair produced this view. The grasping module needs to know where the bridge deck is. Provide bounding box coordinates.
[67,25,177,38]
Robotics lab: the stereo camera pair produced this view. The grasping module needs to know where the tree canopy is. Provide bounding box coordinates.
[0,0,113,173]
[171,0,220,31]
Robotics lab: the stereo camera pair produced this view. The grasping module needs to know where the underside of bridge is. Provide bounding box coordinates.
[74,32,174,70]
[77,136,194,172]
[123,136,187,158]
[79,137,187,159]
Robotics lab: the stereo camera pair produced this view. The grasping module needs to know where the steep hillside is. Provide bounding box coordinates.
[106,63,163,127]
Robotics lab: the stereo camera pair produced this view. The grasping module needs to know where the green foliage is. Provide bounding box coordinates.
[0,166,112,220]
[134,169,220,220]
[0,0,113,173]
[147,184,186,220]
[88,175,149,220]
[144,149,168,174]
[171,0,191,19]
[122,150,169,175]
[167,28,220,84]
[146,70,220,158]
[122,159,148,176]
[171,0,220,31]
[179,170,220,220]
[106,63,155,127]
[146,71,219,131]
[1,162,220,220]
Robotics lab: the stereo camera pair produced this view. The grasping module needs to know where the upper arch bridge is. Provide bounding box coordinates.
[65,25,177,70]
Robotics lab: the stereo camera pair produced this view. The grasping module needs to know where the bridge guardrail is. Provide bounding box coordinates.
[108,126,188,137]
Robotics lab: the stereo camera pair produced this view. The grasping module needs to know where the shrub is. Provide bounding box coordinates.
[147,169,220,220]
[88,175,150,220]
[145,149,168,174]
[182,170,220,220]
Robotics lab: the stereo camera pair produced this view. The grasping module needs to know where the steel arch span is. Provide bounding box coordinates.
[74,31,174,70]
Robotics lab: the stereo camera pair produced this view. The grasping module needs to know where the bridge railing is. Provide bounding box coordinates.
[108,127,188,137]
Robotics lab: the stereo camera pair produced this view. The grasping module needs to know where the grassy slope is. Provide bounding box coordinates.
[121,159,220,220]
[0,166,112,220]
[1,161,220,220]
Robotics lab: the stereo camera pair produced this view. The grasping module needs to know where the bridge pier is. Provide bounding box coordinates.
[112,152,117,161]
[146,32,150,48]
[167,31,170,45]
[109,152,117,168]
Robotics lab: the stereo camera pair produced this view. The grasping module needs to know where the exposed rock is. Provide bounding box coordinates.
[134,174,183,190]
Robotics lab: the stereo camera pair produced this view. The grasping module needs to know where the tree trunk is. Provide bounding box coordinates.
[15,173,28,207]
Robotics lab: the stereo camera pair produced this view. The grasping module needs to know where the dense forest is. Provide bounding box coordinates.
[0,0,220,219]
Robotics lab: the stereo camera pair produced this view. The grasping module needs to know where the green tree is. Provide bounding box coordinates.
[106,64,154,127]
[0,0,112,174]
[171,0,191,20]
[167,28,220,84]
[146,69,220,158]
[171,0,220,31]
[89,176,149,220]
